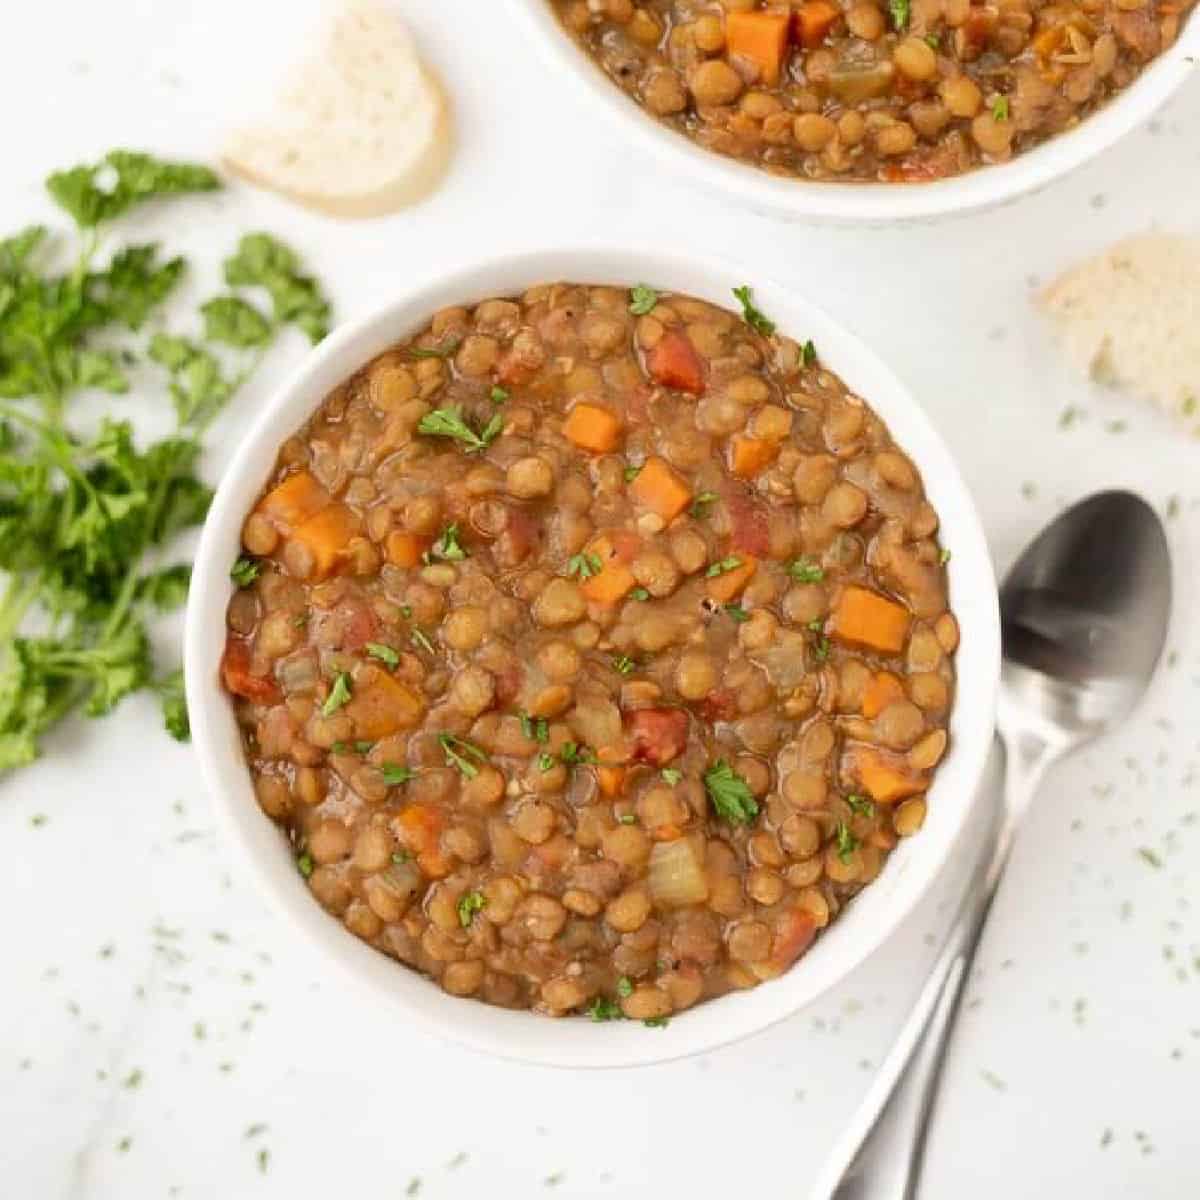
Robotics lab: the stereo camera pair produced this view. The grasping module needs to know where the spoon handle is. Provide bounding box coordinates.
[810,733,1052,1200]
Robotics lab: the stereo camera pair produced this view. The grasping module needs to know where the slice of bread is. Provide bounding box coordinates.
[1039,234,1200,436]
[222,0,451,218]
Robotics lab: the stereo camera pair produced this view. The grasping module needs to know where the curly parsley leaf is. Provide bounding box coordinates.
[457,890,487,928]
[417,406,500,453]
[703,759,759,825]
[428,523,467,562]
[439,733,488,779]
[566,552,603,580]
[156,669,190,741]
[320,672,352,717]
[223,233,330,343]
[229,558,260,589]
[629,284,659,316]
[889,0,911,31]
[200,296,273,348]
[732,285,775,336]
[89,244,186,331]
[148,334,236,431]
[46,151,220,229]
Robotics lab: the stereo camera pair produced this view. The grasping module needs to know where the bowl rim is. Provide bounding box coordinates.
[503,0,1200,224]
[185,243,1001,1069]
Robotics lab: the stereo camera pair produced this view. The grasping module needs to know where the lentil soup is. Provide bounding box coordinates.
[220,281,959,1021]
[549,0,1195,182]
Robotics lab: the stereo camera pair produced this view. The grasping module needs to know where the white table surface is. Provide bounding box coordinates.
[3,3,1199,1198]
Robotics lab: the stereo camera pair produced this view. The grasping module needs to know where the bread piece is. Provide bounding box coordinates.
[1039,234,1200,436]
[222,0,451,218]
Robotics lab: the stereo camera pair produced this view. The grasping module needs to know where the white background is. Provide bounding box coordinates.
[2,3,1199,1198]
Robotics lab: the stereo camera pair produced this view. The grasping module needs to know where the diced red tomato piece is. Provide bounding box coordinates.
[646,330,706,396]
[495,505,540,568]
[221,637,280,704]
[767,908,818,974]
[721,482,771,556]
[627,707,690,766]
[698,688,737,723]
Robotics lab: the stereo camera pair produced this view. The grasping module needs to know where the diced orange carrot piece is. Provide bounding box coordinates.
[706,555,758,604]
[290,504,361,580]
[344,670,426,739]
[629,456,693,523]
[726,10,792,84]
[581,530,640,605]
[394,804,449,877]
[729,434,781,479]
[385,531,432,568]
[258,470,329,528]
[563,402,623,453]
[794,0,840,48]
[849,747,928,804]
[759,908,818,978]
[830,585,911,655]
[646,330,706,396]
[862,671,905,719]
[596,765,627,798]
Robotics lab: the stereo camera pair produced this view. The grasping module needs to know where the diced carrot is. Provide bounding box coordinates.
[220,636,280,704]
[761,908,818,978]
[581,530,640,605]
[829,585,911,655]
[629,456,693,523]
[290,505,361,580]
[729,434,780,479]
[396,803,442,852]
[794,0,840,49]
[652,823,685,843]
[726,10,792,84]
[862,671,905,719]
[563,402,623,453]
[706,555,758,603]
[258,470,329,528]
[646,330,706,396]
[722,483,770,555]
[385,531,433,568]
[596,765,627,798]
[849,747,928,804]
[344,670,426,739]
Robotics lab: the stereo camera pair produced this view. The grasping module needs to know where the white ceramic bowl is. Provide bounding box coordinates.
[185,246,1001,1068]
[506,0,1200,224]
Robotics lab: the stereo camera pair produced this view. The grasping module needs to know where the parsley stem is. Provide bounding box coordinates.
[0,572,41,643]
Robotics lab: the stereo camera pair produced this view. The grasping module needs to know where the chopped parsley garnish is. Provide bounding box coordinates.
[411,628,436,656]
[587,996,624,1022]
[939,548,952,565]
[732,285,775,336]
[630,587,650,601]
[801,339,818,366]
[889,0,910,30]
[616,976,634,998]
[382,764,417,786]
[661,768,682,785]
[439,733,488,779]
[559,741,596,766]
[537,752,556,772]
[788,557,825,583]
[331,739,375,755]
[624,464,642,483]
[230,557,261,588]
[365,642,400,668]
[416,406,502,452]
[619,813,638,825]
[724,603,750,623]
[490,385,509,404]
[706,555,742,578]
[320,672,352,716]
[992,95,1010,121]
[566,552,603,579]
[408,337,461,360]
[808,619,831,661]
[835,822,859,863]
[703,759,759,825]
[457,890,487,927]
[399,604,413,619]
[428,522,467,562]
[296,851,314,879]
[690,490,718,518]
[644,1016,670,1028]
[846,794,874,818]
[520,711,550,743]
[612,654,637,676]
[925,32,941,47]
[629,284,659,316]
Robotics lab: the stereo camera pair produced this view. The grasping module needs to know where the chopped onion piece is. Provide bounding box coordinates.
[648,838,708,907]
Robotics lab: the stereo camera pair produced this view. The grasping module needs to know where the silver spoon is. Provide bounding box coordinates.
[813,490,1172,1200]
